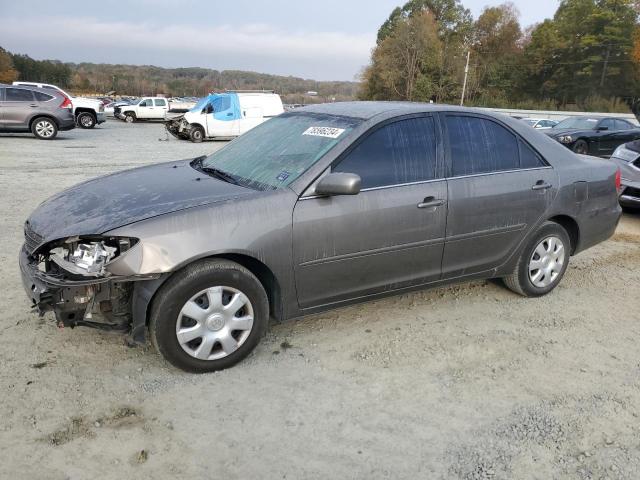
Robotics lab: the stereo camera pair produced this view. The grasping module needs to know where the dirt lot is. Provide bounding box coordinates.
[1,120,639,479]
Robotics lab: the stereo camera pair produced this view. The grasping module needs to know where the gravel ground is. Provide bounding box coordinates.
[1,120,639,480]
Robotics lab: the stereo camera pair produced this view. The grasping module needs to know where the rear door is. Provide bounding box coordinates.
[153,98,169,119]
[293,115,447,308]
[2,87,36,128]
[441,113,557,278]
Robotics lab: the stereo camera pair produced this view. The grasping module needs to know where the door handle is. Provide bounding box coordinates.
[29,104,38,108]
[417,197,445,209]
[532,181,552,191]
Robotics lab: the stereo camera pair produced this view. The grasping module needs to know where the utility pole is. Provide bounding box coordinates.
[460,50,471,106]
[600,45,611,88]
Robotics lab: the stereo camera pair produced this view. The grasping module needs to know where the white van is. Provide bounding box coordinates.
[166,91,284,142]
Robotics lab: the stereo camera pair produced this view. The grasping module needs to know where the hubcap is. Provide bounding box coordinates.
[176,286,254,361]
[35,121,54,137]
[528,236,565,288]
[80,114,93,127]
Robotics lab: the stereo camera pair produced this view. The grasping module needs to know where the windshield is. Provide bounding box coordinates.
[201,112,362,190]
[554,117,599,130]
[190,97,209,113]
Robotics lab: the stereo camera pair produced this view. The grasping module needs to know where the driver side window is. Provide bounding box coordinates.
[599,119,615,130]
[333,116,438,189]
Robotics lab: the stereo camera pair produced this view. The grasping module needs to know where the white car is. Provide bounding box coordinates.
[115,97,169,122]
[166,92,284,142]
[522,118,558,130]
[12,81,106,129]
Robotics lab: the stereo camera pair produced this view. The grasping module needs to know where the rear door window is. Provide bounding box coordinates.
[446,115,544,176]
[154,99,167,107]
[5,88,34,102]
[333,116,438,189]
[614,119,632,130]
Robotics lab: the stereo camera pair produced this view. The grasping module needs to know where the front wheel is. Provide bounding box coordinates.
[503,221,571,297]
[149,259,269,373]
[124,113,136,123]
[189,126,204,143]
[31,117,58,140]
[572,139,588,155]
[77,112,96,129]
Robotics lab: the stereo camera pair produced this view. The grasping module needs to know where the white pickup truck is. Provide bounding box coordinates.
[12,81,106,129]
[115,97,169,123]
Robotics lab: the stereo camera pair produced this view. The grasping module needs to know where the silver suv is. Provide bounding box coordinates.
[0,84,75,139]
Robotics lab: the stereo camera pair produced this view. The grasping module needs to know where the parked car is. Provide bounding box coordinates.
[0,83,75,139]
[609,141,640,209]
[115,97,169,122]
[19,102,621,373]
[105,100,131,117]
[545,116,640,156]
[522,118,558,130]
[166,92,284,142]
[12,81,106,129]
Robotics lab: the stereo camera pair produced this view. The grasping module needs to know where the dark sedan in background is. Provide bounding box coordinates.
[19,102,622,373]
[610,141,640,209]
[546,116,640,157]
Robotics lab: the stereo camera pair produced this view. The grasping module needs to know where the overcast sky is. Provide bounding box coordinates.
[0,0,559,81]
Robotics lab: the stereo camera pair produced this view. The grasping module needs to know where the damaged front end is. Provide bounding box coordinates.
[19,229,158,340]
[165,115,192,140]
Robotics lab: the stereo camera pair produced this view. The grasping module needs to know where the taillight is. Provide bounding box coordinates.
[615,168,622,193]
[60,95,73,110]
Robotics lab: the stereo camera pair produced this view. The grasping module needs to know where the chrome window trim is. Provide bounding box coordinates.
[446,165,554,181]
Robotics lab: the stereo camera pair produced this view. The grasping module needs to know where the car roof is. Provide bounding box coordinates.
[296,101,497,120]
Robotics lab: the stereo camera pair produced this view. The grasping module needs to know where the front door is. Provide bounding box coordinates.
[205,95,240,137]
[293,115,447,308]
[441,114,557,278]
[137,98,155,119]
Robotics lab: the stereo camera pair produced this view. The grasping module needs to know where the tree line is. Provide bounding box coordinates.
[360,0,640,112]
[0,47,358,103]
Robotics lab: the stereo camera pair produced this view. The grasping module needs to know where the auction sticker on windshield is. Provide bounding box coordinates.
[303,126,346,139]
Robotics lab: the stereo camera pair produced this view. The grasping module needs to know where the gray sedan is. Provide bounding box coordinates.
[609,141,640,208]
[19,102,622,373]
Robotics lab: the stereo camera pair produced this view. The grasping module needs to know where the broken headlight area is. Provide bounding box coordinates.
[22,236,143,332]
[46,236,138,277]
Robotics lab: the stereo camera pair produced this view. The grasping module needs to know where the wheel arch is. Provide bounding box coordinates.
[28,114,59,130]
[130,252,283,345]
[548,214,580,254]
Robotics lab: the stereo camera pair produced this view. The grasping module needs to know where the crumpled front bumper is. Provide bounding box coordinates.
[165,115,192,140]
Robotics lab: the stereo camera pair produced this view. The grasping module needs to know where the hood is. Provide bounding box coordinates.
[26,159,253,245]
[544,128,590,138]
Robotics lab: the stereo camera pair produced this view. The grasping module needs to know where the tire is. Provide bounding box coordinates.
[149,259,269,373]
[124,112,136,123]
[189,126,204,143]
[572,139,588,155]
[502,221,571,297]
[77,111,96,129]
[31,117,58,140]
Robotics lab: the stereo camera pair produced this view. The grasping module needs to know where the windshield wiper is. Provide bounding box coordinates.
[191,156,240,185]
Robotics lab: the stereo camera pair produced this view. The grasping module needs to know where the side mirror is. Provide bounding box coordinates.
[315,173,361,196]
[597,126,609,131]
[202,104,213,114]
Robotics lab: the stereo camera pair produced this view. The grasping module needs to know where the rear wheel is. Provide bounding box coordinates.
[77,111,96,129]
[503,221,571,297]
[572,139,588,155]
[31,117,58,140]
[189,126,204,143]
[125,112,136,123]
[149,259,269,373]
